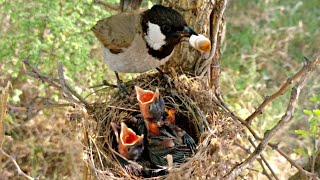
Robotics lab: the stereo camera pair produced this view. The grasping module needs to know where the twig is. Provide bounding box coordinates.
[248,137,279,180]
[58,63,78,103]
[257,158,272,180]
[234,139,279,180]
[94,0,119,11]
[0,82,10,148]
[245,56,320,125]
[311,137,320,174]
[218,95,318,179]
[268,143,318,178]
[24,60,92,109]
[224,66,312,179]
[0,148,37,180]
[24,60,61,89]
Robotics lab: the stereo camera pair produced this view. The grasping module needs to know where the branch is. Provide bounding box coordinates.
[94,0,119,11]
[217,94,318,179]
[224,66,311,179]
[0,82,10,148]
[234,139,278,180]
[57,63,91,108]
[23,60,61,89]
[311,137,320,174]
[196,0,228,80]
[269,143,318,178]
[57,63,77,103]
[245,56,320,124]
[257,159,272,180]
[0,148,37,180]
[23,60,92,109]
[248,137,279,180]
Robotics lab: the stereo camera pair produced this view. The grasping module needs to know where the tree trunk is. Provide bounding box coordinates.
[161,0,227,90]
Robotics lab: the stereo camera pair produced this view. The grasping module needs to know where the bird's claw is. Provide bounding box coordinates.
[162,73,172,89]
[117,80,129,98]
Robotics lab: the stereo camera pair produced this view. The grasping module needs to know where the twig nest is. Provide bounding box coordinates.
[85,73,241,179]
[189,34,211,53]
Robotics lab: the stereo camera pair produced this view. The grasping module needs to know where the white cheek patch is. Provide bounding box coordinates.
[144,21,166,50]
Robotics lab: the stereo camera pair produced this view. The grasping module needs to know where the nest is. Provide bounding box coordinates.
[84,73,241,179]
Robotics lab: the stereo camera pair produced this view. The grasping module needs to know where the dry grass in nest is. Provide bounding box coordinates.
[83,73,241,179]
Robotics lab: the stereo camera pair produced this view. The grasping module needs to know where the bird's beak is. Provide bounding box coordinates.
[135,86,159,119]
[164,108,176,125]
[181,26,198,37]
[120,122,144,146]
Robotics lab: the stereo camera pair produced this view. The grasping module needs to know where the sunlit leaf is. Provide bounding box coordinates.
[303,109,313,116]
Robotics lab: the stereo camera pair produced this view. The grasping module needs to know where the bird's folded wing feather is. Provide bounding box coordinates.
[91,13,142,49]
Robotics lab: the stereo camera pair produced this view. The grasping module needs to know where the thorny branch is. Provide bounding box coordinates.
[57,63,92,108]
[0,148,37,180]
[23,60,92,109]
[247,137,278,180]
[245,56,319,125]
[257,159,272,180]
[223,55,320,179]
[234,141,276,180]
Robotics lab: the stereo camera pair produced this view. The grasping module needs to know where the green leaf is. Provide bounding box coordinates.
[310,94,319,103]
[303,110,313,116]
[293,148,309,157]
[295,129,309,137]
[312,109,320,117]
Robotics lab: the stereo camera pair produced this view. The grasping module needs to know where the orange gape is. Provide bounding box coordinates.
[164,108,176,125]
[135,86,159,119]
[112,122,144,159]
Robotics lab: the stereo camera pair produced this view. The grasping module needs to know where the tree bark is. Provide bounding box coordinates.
[161,0,227,89]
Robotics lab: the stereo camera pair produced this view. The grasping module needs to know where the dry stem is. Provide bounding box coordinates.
[0,148,37,180]
[95,0,119,11]
[23,60,91,109]
[245,56,320,124]
[224,62,313,179]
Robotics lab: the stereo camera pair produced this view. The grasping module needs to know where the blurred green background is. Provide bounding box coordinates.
[0,0,319,179]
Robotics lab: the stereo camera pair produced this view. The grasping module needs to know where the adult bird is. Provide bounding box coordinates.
[91,2,198,94]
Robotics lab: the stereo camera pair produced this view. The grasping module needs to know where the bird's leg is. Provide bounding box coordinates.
[115,71,129,97]
[89,80,117,89]
[156,68,172,88]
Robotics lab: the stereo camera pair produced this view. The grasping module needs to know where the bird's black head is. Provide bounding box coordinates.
[142,5,197,59]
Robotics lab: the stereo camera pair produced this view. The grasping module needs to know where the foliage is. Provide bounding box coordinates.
[223,0,320,133]
[294,95,320,157]
[0,0,117,85]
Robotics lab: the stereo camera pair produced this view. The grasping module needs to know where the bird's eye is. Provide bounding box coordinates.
[162,25,171,32]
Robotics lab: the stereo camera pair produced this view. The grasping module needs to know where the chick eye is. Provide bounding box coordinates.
[162,25,171,32]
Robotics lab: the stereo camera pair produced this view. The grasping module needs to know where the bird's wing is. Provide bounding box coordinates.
[91,13,142,50]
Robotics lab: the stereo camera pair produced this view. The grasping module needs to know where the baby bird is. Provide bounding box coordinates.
[111,122,144,161]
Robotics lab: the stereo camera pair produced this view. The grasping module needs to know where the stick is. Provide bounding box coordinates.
[257,158,272,180]
[219,96,318,178]
[248,137,278,180]
[224,68,312,179]
[245,56,320,124]
[0,148,36,180]
[24,60,92,109]
[94,0,119,11]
